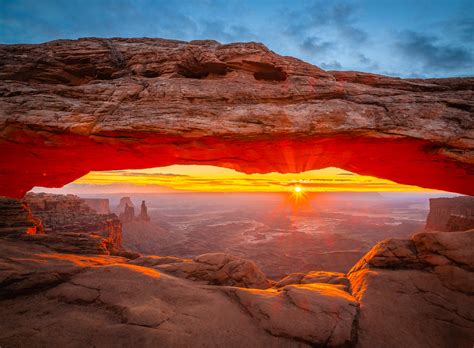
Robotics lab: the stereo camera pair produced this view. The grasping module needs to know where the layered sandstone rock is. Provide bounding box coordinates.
[0,238,355,347]
[0,197,43,237]
[0,230,473,346]
[0,38,473,197]
[426,196,474,231]
[131,252,271,289]
[23,193,123,254]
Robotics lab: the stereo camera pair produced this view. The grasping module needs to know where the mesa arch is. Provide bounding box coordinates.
[0,38,473,198]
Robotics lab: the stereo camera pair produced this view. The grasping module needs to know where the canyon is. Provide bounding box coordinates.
[0,38,473,197]
[0,193,473,347]
[0,37,473,347]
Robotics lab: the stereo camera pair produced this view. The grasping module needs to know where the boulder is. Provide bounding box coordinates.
[133,252,272,289]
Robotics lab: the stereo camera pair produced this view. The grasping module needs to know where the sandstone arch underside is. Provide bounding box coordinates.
[0,38,473,197]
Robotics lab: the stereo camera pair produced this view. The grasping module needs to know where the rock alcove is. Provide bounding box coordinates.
[0,38,473,197]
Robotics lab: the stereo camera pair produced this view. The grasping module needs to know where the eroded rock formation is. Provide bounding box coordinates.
[131,252,271,289]
[426,196,474,231]
[138,200,151,222]
[23,193,123,254]
[0,197,43,237]
[119,203,135,223]
[0,38,473,197]
[1,229,472,347]
[115,196,134,214]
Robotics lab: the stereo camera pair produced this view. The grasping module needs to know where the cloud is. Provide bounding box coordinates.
[395,31,473,73]
[321,61,343,70]
[110,171,189,178]
[441,17,474,41]
[285,1,368,44]
[299,36,335,56]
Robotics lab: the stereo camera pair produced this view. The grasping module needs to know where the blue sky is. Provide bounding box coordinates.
[0,0,472,77]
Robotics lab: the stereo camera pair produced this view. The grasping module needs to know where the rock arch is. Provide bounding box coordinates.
[0,38,472,197]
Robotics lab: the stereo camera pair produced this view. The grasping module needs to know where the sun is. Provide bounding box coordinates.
[293,185,303,193]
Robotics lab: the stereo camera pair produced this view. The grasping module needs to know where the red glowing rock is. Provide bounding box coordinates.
[0,38,472,197]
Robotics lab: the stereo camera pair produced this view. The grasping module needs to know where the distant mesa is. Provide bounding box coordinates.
[115,196,134,214]
[117,197,150,223]
[425,196,474,232]
[82,198,111,214]
[119,203,135,223]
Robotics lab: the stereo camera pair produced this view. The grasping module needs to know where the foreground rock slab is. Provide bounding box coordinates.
[0,38,473,197]
[0,230,473,347]
[348,230,474,348]
[131,252,272,289]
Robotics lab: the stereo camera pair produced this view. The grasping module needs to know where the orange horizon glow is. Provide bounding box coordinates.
[31,165,446,194]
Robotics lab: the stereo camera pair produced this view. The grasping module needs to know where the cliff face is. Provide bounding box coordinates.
[115,196,134,214]
[0,197,44,237]
[0,38,473,197]
[23,193,123,254]
[82,198,111,214]
[425,196,474,231]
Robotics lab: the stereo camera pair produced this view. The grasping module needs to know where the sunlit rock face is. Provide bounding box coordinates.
[0,197,43,237]
[0,38,473,197]
[23,193,123,255]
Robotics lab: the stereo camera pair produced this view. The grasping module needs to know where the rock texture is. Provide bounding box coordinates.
[0,230,473,347]
[348,230,474,348]
[0,38,473,197]
[23,193,124,255]
[426,196,474,231]
[0,197,43,237]
[0,238,353,347]
[131,252,272,289]
[274,270,351,292]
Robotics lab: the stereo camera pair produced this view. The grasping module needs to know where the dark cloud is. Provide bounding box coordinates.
[299,36,335,56]
[395,31,473,73]
[286,1,368,44]
[441,18,474,41]
[321,61,343,70]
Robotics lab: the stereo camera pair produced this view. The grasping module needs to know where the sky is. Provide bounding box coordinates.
[31,166,444,194]
[0,0,473,78]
